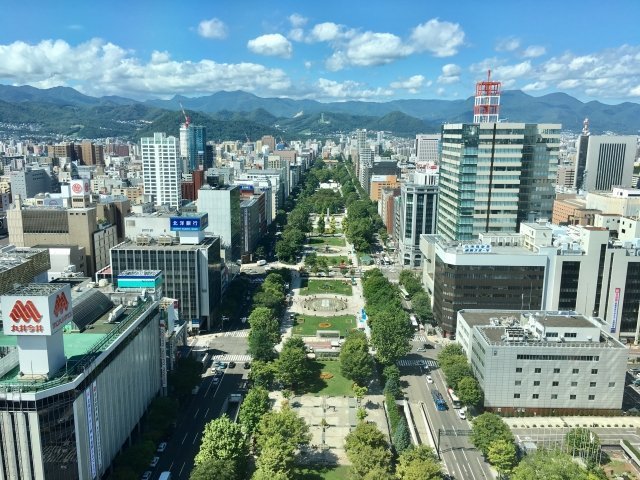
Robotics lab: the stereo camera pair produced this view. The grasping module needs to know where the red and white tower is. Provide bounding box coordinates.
[473,70,501,123]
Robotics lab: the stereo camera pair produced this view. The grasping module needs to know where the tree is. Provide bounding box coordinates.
[511,449,591,480]
[411,292,433,325]
[248,307,281,344]
[275,336,311,390]
[253,441,294,479]
[437,343,465,363]
[190,457,238,480]
[393,419,411,453]
[456,376,483,407]
[487,439,518,478]
[327,215,337,234]
[254,245,266,259]
[168,357,202,398]
[441,360,473,390]
[398,270,422,297]
[353,384,368,405]
[340,330,374,385]
[470,412,514,457]
[317,214,325,234]
[345,421,393,479]
[238,386,271,436]
[248,360,276,388]
[248,327,277,362]
[194,416,247,473]
[565,428,601,465]
[370,309,412,365]
[396,445,442,480]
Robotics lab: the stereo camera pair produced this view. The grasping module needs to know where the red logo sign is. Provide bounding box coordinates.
[72,183,83,194]
[10,300,42,323]
[53,292,69,317]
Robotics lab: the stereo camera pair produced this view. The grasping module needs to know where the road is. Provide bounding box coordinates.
[401,340,494,480]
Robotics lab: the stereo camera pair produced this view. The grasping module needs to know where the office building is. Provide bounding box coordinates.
[80,141,104,166]
[110,222,222,330]
[196,185,241,260]
[422,222,640,341]
[398,171,438,267]
[141,133,180,208]
[415,134,440,164]
[378,188,400,235]
[181,169,205,202]
[369,175,399,202]
[240,196,264,257]
[456,310,627,415]
[187,125,207,171]
[574,126,636,192]
[552,196,600,226]
[0,245,50,293]
[9,167,53,199]
[586,188,640,217]
[437,123,560,241]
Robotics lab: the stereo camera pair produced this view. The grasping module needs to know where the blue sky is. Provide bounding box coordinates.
[0,0,639,103]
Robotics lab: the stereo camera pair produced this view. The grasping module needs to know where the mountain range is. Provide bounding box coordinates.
[0,84,639,141]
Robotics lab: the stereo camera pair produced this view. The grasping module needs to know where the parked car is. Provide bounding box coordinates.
[426,375,433,384]
[150,457,160,468]
[228,361,236,369]
[212,376,220,384]
[417,347,427,352]
[257,259,267,266]
[141,472,152,480]
[457,410,466,420]
[243,362,251,369]
[157,442,167,453]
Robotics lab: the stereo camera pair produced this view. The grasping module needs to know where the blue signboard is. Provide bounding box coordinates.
[170,214,208,231]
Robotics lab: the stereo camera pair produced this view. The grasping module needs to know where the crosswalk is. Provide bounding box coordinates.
[412,334,427,342]
[223,330,250,337]
[397,358,438,368]
[212,354,252,362]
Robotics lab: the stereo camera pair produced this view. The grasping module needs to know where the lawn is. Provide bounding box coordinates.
[296,465,351,479]
[317,255,351,266]
[299,278,353,296]
[305,360,354,397]
[293,314,356,336]
[308,236,347,247]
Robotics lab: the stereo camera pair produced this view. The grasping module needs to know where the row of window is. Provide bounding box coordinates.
[514,393,596,400]
[515,367,598,374]
[515,380,613,387]
[516,354,600,362]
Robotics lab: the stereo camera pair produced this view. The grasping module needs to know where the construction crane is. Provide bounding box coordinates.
[179,102,191,128]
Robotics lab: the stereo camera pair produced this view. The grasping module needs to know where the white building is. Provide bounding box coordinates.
[141,132,180,208]
[575,135,637,192]
[415,134,440,165]
[456,309,628,415]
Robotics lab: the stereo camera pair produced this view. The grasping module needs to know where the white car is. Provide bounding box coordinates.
[157,442,167,453]
[457,410,466,420]
[426,375,433,384]
[150,456,159,468]
[257,259,267,266]
[141,472,152,480]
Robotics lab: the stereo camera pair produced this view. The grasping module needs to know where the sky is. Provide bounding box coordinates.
[0,0,639,104]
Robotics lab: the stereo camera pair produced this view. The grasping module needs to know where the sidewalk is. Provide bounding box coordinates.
[503,415,640,429]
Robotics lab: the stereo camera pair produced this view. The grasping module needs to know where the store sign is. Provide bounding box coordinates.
[70,179,90,196]
[1,285,73,336]
[86,386,97,479]
[610,288,621,333]
[170,213,208,231]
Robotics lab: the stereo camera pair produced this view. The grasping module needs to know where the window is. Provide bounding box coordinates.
[591,369,598,374]
[514,393,520,399]
[515,380,521,386]
[572,368,579,374]
[534,368,541,374]
[570,394,576,400]
[515,367,522,373]
[609,382,616,388]
[564,332,577,338]
[533,381,540,386]
[551,394,558,399]
[588,395,595,401]
[552,381,559,387]
[553,368,560,374]
[532,394,539,399]
[546,332,558,338]
[571,381,578,387]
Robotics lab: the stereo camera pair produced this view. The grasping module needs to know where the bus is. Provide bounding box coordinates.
[410,314,419,330]
[399,286,410,301]
[159,472,172,480]
[431,389,447,411]
[447,388,462,409]
[199,352,211,372]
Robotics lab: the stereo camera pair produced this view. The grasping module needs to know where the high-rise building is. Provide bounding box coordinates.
[9,167,53,199]
[141,133,180,208]
[80,141,104,166]
[574,130,636,192]
[415,134,440,164]
[398,171,438,267]
[196,185,242,260]
[188,125,207,171]
[437,123,560,241]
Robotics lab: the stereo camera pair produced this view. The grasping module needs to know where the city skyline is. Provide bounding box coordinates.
[0,1,639,104]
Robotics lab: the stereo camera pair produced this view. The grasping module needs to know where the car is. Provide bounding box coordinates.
[426,375,433,384]
[424,343,434,349]
[157,442,167,453]
[141,472,152,480]
[212,376,220,384]
[243,362,251,369]
[150,456,160,468]
[417,347,427,352]
[220,362,228,369]
[457,410,466,420]
[257,259,267,266]
[228,361,236,369]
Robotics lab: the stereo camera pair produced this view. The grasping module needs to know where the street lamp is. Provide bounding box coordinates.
[221,316,229,331]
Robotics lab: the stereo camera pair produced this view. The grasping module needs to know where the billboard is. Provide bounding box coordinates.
[1,284,73,336]
[610,287,621,333]
[170,214,208,231]
[70,179,90,196]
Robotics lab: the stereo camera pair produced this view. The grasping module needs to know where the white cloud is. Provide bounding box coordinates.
[288,28,304,42]
[629,84,640,96]
[314,78,393,101]
[436,87,446,96]
[522,81,547,91]
[247,34,292,58]
[438,63,461,84]
[336,32,412,68]
[308,22,345,42]
[304,61,312,69]
[522,45,546,58]
[410,19,465,57]
[288,13,307,28]
[197,18,228,39]
[495,37,520,52]
[0,38,292,98]
[390,75,426,93]
[492,61,532,79]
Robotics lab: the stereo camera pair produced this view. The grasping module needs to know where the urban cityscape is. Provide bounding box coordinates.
[1,2,640,480]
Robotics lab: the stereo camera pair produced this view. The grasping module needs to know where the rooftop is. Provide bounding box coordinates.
[113,236,218,251]
[0,246,48,274]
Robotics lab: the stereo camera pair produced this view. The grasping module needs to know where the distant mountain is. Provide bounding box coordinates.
[1,83,640,137]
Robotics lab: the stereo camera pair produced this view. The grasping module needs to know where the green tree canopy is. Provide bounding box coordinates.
[396,445,442,480]
[370,308,412,365]
[565,427,601,465]
[248,307,281,343]
[487,439,518,478]
[411,292,433,325]
[345,421,392,479]
[398,270,422,297]
[194,415,247,473]
[190,456,238,480]
[441,360,473,390]
[470,412,514,457]
[275,336,311,390]
[316,214,325,234]
[511,449,591,480]
[238,386,271,436]
[248,327,277,362]
[456,376,483,407]
[340,329,374,386]
[437,343,465,363]
[254,406,311,468]
[392,418,411,454]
